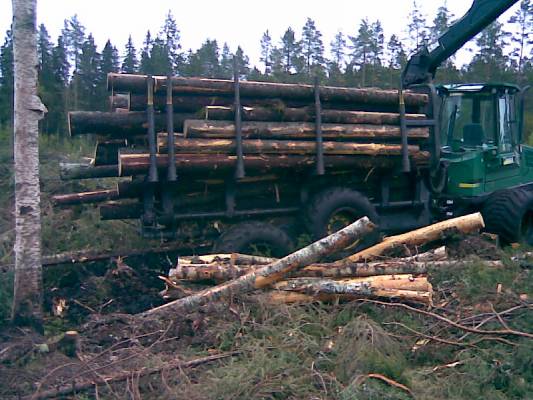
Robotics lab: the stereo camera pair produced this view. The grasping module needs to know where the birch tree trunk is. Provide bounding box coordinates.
[11,0,47,327]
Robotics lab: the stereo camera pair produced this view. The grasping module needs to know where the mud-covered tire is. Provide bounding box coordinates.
[213,221,294,257]
[482,188,533,245]
[306,187,380,246]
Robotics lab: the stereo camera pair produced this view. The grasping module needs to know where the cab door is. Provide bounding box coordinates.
[485,91,521,192]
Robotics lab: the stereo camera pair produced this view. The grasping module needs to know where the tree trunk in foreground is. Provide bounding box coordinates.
[345,212,485,263]
[11,0,47,327]
[138,217,375,319]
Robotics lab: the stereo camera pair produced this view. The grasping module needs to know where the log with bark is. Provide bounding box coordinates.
[138,217,376,318]
[118,152,429,177]
[167,259,456,283]
[107,73,428,107]
[158,137,423,156]
[166,246,447,284]
[59,162,119,180]
[114,93,418,114]
[178,120,429,141]
[68,111,195,137]
[205,106,426,125]
[52,189,119,206]
[112,93,301,113]
[345,212,486,263]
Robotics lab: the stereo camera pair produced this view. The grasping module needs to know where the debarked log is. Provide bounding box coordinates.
[265,288,432,306]
[205,106,426,125]
[107,73,428,107]
[68,111,196,137]
[345,212,486,263]
[59,163,119,180]
[179,120,429,141]
[118,152,430,176]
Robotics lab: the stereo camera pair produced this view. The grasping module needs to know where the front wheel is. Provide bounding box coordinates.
[481,188,533,245]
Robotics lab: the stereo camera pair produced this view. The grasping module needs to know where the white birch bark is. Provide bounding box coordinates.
[11,0,47,326]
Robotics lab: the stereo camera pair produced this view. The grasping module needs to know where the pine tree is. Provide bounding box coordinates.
[260,30,273,75]
[139,30,153,74]
[37,24,55,134]
[121,35,138,73]
[430,2,453,41]
[150,36,172,75]
[468,21,511,81]
[61,14,86,70]
[220,43,233,79]
[101,40,119,75]
[280,27,302,74]
[407,0,428,50]
[49,35,70,134]
[330,31,346,70]
[185,39,220,78]
[301,17,325,76]
[74,34,101,110]
[349,18,373,86]
[159,10,182,73]
[508,0,532,73]
[235,46,250,79]
[387,34,406,69]
[369,20,384,65]
[0,29,14,127]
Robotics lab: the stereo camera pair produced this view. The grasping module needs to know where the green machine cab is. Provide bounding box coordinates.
[438,83,532,197]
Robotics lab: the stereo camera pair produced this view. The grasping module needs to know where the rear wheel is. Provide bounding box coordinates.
[306,187,380,250]
[213,221,294,257]
[481,188,533,245]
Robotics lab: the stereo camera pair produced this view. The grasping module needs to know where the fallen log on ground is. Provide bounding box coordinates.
[118,153,429,177]
[266,276,433,306]
[68,111,196,137]
[167,254,505,284]
[41,244,199,267]
[107,73,428,107]
[59,163,119,180]
[205,106,426,125]
[158,137,423,156]
[345,213,485,263]
[138,217,375,318]
[178,253,277,266]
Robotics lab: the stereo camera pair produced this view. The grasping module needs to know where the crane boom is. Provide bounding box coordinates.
[402,0,518,87]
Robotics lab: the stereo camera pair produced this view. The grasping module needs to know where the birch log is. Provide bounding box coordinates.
[11,0,47,326]
[345,213,485,263]
[138,217,376,318]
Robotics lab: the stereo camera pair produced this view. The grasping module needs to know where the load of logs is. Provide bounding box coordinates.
[156,213,487,309]
[54,73,432,222]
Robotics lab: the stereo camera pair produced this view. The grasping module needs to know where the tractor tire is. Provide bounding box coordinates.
[213,221,294,257]
[481,188,533,245]
[306,187,380,249]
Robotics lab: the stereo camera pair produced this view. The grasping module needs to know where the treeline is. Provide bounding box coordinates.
[0,0,532,135]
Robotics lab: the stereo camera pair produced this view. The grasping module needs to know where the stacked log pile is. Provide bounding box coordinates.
[55,73,431,222]
[158,213,486,308]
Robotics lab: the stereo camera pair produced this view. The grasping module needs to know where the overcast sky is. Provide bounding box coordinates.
[1,1,521,67]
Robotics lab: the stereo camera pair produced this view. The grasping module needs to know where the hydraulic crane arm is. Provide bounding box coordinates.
[402,0,518,87]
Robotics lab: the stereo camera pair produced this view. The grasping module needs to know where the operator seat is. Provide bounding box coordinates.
[463,123,484,147]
